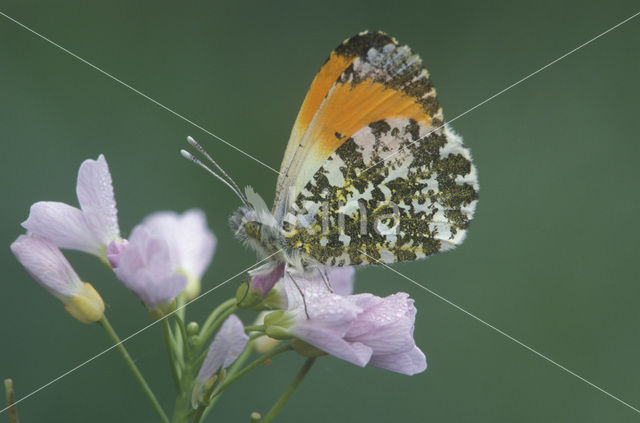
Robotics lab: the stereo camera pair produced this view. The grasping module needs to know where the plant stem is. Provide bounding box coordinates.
[174,296,187,362]
[197,305,238,349]
[193,342,292,423]
[212,342,293,399]
[173,314,190,359]
[100,316,170,423]
[162,319,181,390]
[170,360,195,423]
[198,299,237,346]
[4,379,19,423]
[243,325,265,333]
[196,336,261,420]
[260,358,316,423]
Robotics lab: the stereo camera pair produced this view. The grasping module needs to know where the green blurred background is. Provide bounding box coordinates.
[1,1,639,421]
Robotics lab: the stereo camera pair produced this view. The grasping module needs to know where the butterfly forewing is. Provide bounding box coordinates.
[274,32,399,217]
[276,31,478,266]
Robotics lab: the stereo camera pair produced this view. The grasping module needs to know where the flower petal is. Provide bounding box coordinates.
[113,226,185,307]
[368,346,427,375]
[173,209,216,279]
[141,209,216,279]
[106,239,128,269]
[10,234,83,301]
[250,262,285,297]
[291,324,372,367]
[288,293,370,366]
[76,154,120,245]
[192,315,248,407]
[346,293,416,355]
[22,201,102,255]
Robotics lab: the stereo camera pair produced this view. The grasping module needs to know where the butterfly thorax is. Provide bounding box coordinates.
[230,206,310,274]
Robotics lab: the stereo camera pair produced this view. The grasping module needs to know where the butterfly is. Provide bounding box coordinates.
[184,31,478,284]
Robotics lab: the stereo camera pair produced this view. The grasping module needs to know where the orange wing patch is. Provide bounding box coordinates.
[311,79,435,157]
[284,34,443,200]
[287,32,398,142]
[295,53,356,135]
[275,32,398,211]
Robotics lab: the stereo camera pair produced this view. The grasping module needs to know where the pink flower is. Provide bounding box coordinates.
[139,209,216,299]
[342,293,426,375]
[10,234,105,323]
[264,268,426,375]
[22,155,121,260]
[106,239,128,269]
[192,315,248,407]
[112,225,186,311]
[249,262,285,298]
[108,209,216,309]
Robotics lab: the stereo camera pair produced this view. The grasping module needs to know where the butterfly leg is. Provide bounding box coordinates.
[319,268,334,293]
[287,272,310,319]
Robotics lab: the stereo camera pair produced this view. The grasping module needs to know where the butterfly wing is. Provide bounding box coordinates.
[277,31,478,266]
[274,32,403,218]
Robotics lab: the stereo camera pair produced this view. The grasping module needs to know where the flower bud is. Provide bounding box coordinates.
[182,273,201,301]
[236,279,287,311]
[237,262,285,309]
[291,339,327,358]
[64,282,105,324]
[252,312,280,353]
[149,299,177,320]
[11,234,104,324]
[192,315,248,408]
[263,311,296,340]
[187,321,200,336]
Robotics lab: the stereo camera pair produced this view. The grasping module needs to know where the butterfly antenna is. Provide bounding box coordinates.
[180,148,251,208]
[186,136,249,205]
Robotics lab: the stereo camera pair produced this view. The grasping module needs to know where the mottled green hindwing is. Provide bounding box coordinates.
[284,118,478,266]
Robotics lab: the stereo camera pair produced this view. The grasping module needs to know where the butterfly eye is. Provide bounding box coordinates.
[244,221,262,240]
[282,220,293,232]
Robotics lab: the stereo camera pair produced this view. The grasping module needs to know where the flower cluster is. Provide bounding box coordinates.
[11,154,216,321]
[245,267,426,376]
[10,153,428,422]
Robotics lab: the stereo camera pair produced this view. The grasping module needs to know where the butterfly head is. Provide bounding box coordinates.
[230,204,312,274]
[230,206,285,257]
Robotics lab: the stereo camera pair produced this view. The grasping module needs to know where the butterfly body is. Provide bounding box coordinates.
[230,206,310,274]
[230,31,478,278]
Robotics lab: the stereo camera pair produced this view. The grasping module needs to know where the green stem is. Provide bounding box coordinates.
[100,316,170,423]
[243,325,265,333]
[173,314,190,359]
[202,335,263,408]
[4,379,19,423]
[161,319,181,390]
[194,341,291,423]
[197,305,238,349]
[190,403,206,423]
[260,358,316,423]
[170,362,195,423]
[174,296,187,363]
[212,342,293,399]
[198,299,237,345]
